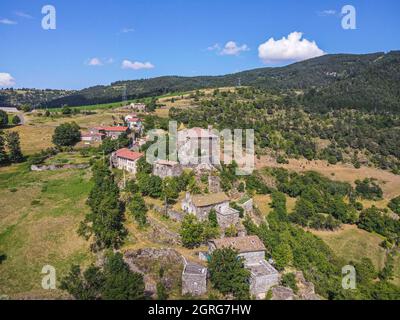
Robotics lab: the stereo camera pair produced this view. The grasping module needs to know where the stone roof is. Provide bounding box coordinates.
[246,260,279,276]
[191,192,229,207]
[154,159,180,167]
[210,235,266,253]
[183,263,207,276]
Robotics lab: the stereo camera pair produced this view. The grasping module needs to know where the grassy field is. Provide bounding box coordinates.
[256,156,400,199]
[311,225,387,270]
[0,164,93,299]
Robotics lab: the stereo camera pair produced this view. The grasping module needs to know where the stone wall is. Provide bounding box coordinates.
[31,164,90,171]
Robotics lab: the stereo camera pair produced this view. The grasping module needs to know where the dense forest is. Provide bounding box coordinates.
[170,87,400,173]
[1,51,399,112]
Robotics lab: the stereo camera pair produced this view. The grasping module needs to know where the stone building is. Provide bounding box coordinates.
[181,262,207,296]
[153,159,183,178]
[208,235,280,299]
[181,192,239,229]
[91,126,129,140]
[237,196,253,214]
[111,148,144,174]
[177,127,220,166]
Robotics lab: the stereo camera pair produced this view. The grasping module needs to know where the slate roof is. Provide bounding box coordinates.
[210,236,266,253]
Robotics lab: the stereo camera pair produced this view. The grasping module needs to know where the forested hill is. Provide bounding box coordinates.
[1,51,399,112]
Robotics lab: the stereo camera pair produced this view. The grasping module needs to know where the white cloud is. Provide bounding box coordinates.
[220,41,249,56]
[258,31,325,64]
[207,43,221,51]
[121,27,135,33]
[318,9,337,16]
[0,18,17,25]
[88,58,103,66]
[122,60,155,70]
[0,73,16,87]
[207,41,249,56]
[15,11,33,19]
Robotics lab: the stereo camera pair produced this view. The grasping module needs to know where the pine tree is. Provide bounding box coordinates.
[129,193,148,227]
[0,131,8,164]
[79,161,126,250]
[6,131,23,163]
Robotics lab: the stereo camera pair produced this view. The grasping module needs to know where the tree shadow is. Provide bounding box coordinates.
[0,253,7,264]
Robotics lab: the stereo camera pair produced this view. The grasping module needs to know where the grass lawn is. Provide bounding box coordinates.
[0,164,94,299]
[311,225,387,271]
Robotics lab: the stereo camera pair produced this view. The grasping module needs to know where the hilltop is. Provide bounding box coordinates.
[1,51,399,112]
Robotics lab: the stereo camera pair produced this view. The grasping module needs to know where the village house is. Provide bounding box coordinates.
[111,148,144,174]
[181,262,207,297]
[177,127,220,166]
[181,192,240,229]
[153,159,183,179]
[91,126,129,140]
[125,114,144,134]
[208,235,280,299]
[80,132,105,144]
[123,103,147,112]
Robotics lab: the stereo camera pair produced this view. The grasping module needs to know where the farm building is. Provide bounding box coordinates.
[123,103,147,112]
[177,127,220,166]
[125,114,144,133]
[181,263,207,297]
[153,159,183,178]
[111,148,144,174]
[208,235,280,299]
[81,132,105,144]
[91,126,129,140]
[182,192,239,229]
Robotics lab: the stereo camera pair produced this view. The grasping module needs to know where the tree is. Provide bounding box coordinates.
[273,243,293,270]
[60,265,105,300]
[388,196,400,215]
[6,131,23,163]
[79,162,126,250]
[180,214,205,248]
[208,209,218,228]
[101,252,145,300]
[157,282,168,300]
[281,273,298,293]
[129,193,148,227]
[137,173,163,198]
[52,122,81,147]
[0,131,8,165]
[162,177,179,204]
[11,115,21,125]
[0,110,8,127]
[60,252,144,300]
[136,156,152,174]
[208,248,250,299]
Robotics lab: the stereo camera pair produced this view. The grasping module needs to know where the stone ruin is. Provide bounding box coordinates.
[181,262,208,297]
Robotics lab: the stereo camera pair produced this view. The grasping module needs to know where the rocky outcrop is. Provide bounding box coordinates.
[124,248,185,298]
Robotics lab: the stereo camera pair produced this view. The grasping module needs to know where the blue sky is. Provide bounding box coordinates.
[0,0,399,89]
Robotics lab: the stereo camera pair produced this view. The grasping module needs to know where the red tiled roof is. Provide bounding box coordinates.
[95,126,129,132]
[115,148,143,161]
[81,132,105,137]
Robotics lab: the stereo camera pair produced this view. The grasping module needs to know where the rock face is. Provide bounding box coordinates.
[295,272,322,300]
[124,248,185,298]
[271,286,295,300]
[147,216,182,246]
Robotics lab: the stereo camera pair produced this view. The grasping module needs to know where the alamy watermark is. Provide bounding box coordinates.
[41,5,56,30]
[342,265,357,290]
[41,265,56,290]
[145,121,255,175]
